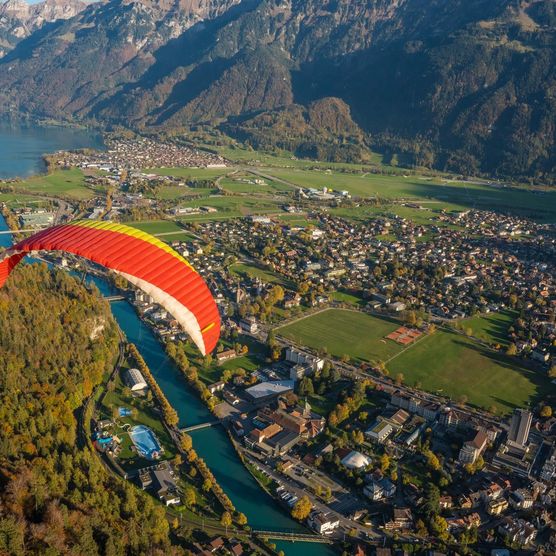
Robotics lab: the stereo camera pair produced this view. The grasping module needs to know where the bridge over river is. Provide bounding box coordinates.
[253,531,333,544]
[180,419,224,433]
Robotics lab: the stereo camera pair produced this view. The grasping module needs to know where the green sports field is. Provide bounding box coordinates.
[277,309,404,361]
[459,310,517,346]
[388,329,551,413]
[128,220,194,242]
[277,308,551,413]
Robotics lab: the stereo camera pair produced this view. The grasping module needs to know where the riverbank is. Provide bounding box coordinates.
[0,213,339,555]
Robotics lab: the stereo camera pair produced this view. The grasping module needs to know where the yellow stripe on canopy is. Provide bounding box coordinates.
[70,220,195,271]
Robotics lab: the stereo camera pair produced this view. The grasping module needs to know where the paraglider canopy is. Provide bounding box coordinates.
[0,220,220,355]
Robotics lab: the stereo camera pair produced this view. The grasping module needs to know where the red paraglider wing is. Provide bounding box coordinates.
[0,220,220,355]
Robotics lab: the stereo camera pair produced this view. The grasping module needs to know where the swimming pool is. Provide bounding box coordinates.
[129,425,163,460]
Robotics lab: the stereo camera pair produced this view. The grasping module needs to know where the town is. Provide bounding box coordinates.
[1,135,554,556]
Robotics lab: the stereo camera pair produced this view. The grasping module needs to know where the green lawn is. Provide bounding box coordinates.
[12,169,94,200]
[155,185,216,200]
[329,291,366,307]
[277,309,404,362]
[229,262,295,289]
[128,220,195,242]
[0,193,53,208]
[387,330,551,414]
[460,310,517,346]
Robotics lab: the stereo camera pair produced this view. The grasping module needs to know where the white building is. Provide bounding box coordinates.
[366,420,394,444]
[341,450,371,470]
[307,512,339,534]
[240,317,259,334]
[364,477,396,501]
[285,347,324,373]
[125,368,148,392]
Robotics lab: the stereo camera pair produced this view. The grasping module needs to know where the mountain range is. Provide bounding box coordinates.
[0,0,86,57]
[0,0,554,181]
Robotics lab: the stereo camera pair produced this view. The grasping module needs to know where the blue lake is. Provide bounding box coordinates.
[0,121,103,179]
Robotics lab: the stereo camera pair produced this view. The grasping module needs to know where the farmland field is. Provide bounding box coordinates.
[262,168,556,222]
[12,168,94,200]
[277,309,404,361]
[388,329,551,414]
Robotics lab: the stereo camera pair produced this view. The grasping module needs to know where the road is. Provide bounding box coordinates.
[243,451,382,541]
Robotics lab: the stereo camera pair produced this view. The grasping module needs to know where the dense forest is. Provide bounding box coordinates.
[0,264,180,555]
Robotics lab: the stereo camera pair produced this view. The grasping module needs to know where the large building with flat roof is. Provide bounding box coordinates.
[125,368,148,392]
[508,408,532,447]
[245,380,294,407]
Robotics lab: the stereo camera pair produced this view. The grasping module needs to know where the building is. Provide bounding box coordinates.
[498,518,537,546]
[508,408,532,446]
[285,347,324,373]
[364,477,396,501]
[459,430,488,464]
[340,450,371,470]
[487,498,509,516]
[388,301,407,312]
[216,349,237,364]
[125,368,148,392]
[19,211,55,228]
[289,363,312,381]
[540,445,556,482]
[208,381,225,394]
[307,512,339,534]
[244,380,294,407]
[509,489,534,510]
[366,421,394,444]
[151,465,180,506]
[239,317,258,334]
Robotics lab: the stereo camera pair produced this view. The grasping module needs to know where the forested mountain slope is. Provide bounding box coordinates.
[0,265,179,555]
[0,0,554,180]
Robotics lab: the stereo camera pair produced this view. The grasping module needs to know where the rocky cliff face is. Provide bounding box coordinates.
[0,0,87,57]
[0,0,554,180]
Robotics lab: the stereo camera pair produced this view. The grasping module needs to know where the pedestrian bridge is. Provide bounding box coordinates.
[104,295,125,302]
[180,419,222,433]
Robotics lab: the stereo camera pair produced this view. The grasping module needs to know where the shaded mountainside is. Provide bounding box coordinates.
[0,0,554,180]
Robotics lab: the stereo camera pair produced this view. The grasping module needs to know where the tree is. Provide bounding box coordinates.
[298,377,314,397]
[395,373,404,386]
[183,487,196,509]
[236,512,248,526]
[540,405,552,418]
[220,511,232,532]
[423,449,441,471]
[180,434,193,452]
[506,343,517,356]
[291,496,312,521]
[380,453,391,473]
[548,365,556,379]
[422,483,440,519]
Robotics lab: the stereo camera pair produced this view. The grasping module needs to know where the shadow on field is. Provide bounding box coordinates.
[451,338,553,409]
